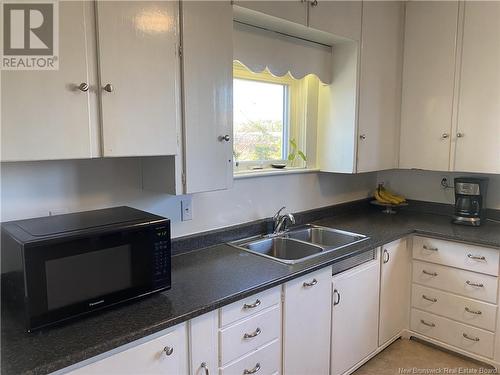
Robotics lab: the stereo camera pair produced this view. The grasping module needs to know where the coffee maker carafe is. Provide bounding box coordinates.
[453,177,488,226]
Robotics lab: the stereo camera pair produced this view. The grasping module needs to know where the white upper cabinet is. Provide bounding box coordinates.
[453,1,500,174]
[308,1,362,41]
[96,1,180,157]
[399,1,459,171]
[233,1,308,25]
[357,1,403,173]
[181,1,233,194]
[1,2,98,162]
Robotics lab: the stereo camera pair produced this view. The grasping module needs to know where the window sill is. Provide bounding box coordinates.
[234,167,320,179]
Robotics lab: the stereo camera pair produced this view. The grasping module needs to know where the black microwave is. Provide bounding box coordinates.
[1,206,171,332]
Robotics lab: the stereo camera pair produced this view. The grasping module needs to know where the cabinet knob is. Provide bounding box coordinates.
[219,134,230,142]
[310,0,318,6]
[78,82,89,92]
[103,83,114,93]
[359,134,366,140]
[441,133,449,139]
[457,132,465,138]
[163,346,174,356]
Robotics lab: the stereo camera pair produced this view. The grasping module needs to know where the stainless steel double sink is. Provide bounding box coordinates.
[230,224,369,264]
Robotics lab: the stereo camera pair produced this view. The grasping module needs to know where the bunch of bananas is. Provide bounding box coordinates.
[374,185,406,205]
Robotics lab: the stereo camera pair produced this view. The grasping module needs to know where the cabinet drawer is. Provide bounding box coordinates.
[412,284,497,332]
[220,287,280,327]
[411,309,495,358]
[67,324,186,374]
[220,339,280,375]
[412,260,498,303]
[220,305,280,365]
[413,236,499,276]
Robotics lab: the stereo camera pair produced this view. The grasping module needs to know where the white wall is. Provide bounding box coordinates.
[0,159,376,238]
[378,169,500,209]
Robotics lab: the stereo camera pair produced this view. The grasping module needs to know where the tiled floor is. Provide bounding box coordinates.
[353,338,495,375]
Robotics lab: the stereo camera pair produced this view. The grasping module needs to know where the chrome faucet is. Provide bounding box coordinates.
[272,206,296,234]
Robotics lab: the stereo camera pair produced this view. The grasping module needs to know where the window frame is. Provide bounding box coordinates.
[233,62,305,172]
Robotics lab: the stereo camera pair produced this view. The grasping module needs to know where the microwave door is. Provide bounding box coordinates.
[23,225,169,331]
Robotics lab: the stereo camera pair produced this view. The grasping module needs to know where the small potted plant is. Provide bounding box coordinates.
[287,138,307,167]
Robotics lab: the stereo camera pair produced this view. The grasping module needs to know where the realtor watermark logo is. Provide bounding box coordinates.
[1,1,59,70]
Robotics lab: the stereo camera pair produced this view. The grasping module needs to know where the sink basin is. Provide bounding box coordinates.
[285,225,367,248]
[235,237,324,264]
[230,224,369,264]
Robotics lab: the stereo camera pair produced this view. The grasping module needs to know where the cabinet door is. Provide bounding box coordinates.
[189,311,218,375]
[331,260,379,375]
[68,324,188,374]
[1,2,96,161]
[399,1,459,171]
[283,267,331,375]
[454,1,500,174]
[233,1,308,26]
[96,1,180,157]
[357,1,404,173]
[181,1,233,193]
[379,239,410,346]
[308,1,362,41]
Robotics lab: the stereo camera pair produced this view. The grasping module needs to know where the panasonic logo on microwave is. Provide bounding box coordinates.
[89,300,105,307]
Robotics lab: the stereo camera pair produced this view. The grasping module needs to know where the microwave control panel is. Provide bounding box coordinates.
[152,226,170,282]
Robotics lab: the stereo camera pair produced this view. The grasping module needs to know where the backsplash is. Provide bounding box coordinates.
[0,159,376,237]
[378,169,500,209]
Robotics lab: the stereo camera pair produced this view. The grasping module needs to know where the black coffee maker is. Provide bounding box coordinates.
[453,177,488,226]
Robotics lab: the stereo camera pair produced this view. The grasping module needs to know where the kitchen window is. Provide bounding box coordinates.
[233,62,307,172]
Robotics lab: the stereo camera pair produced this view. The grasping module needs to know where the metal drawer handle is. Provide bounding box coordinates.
[383,249,390,264]
[463,333,480,342]
[422,270,438,276]
[303,278,318,287]
[423,245,439,251]
[201,362,209,375]
[243,327,261,339]
[467,254,486,261]
[243,363,261,374]
[333,289,341,306]
[243,299,261,309]
[420,319,436,327]
[422,294,437,303]
[466,280,484,288]
[465,307,482,315]
[163,346,174,356]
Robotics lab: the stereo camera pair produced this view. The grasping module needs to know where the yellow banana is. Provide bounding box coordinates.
[380,186,406,204]
[378,189,400,205]
[374,190,393,204]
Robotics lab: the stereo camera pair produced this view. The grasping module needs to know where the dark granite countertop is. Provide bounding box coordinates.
[2,205,500,375]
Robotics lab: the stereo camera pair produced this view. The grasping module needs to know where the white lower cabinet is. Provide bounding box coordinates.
[379,239,410,346]
[410,236,499,365]
[331,259,380,375]
[189,311,218,375]
[67,323,188,374]
[282,268,332,375]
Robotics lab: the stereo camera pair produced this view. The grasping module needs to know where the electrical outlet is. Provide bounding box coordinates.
[181,197,193,221]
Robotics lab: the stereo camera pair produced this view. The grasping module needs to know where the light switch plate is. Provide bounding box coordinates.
[181,197,193,221]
